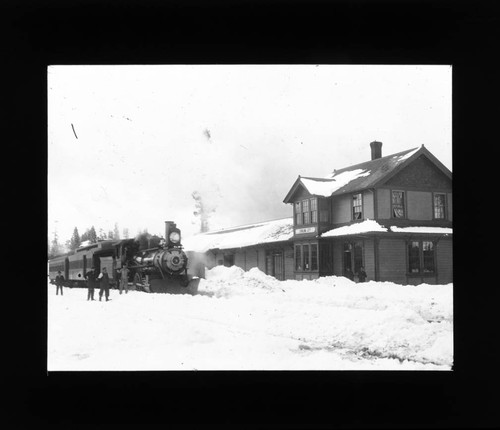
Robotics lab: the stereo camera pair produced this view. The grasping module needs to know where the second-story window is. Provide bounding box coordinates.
[295,202,302,225]
[352,193,363,220]
[295,197,318,225]
[392,190,405,218]
[311,198,318,223]
[434,193,446,219]
[302,199,310,224]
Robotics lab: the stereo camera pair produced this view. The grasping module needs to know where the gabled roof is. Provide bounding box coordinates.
[182,217,294,253]
[283,145,451,203]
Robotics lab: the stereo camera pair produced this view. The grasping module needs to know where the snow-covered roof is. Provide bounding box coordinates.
[300,169,372,197]
[321,220,453,238]
[321,219,388,237]
[182,218,294,252]
[284,146,430,202]
[184,217,453,252]
[390,226,453,235]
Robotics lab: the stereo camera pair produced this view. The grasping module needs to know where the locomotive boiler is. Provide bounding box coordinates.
[122,221,202,294]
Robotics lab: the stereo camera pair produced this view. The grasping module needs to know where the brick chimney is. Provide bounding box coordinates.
[370,141,382,160]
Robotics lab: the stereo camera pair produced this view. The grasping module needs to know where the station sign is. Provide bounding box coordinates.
[295,227,316,235]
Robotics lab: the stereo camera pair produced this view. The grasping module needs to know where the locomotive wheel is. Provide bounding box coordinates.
[133,273,142,292]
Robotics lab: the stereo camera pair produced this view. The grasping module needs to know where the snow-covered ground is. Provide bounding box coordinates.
[48,266,453,371]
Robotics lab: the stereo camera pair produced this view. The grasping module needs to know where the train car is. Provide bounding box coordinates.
[48,241,118,288]
[48,254,68,282]
[48,221,204,294]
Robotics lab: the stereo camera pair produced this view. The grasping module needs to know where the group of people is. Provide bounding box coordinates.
[84,267,111,301]
[53,266,130,301]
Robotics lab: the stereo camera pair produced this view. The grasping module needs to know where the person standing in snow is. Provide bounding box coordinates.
[357,266,367,283]
[119,265,129,294]
[84,267,97,301]
[55,271,65,295]
[344,267,354,281]
[98,267,111,301]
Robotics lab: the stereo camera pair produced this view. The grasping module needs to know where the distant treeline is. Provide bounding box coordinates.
[47,223,160,259]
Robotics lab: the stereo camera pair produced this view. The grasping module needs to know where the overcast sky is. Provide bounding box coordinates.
[48,65,451,243]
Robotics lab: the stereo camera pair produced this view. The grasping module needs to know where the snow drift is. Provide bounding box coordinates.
[48,266,453,371]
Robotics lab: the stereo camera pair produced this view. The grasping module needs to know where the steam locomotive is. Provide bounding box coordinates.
[48,221,204,294]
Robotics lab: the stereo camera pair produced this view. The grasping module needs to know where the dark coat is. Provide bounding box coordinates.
[357,269,367,282]
[85,271,98,288]
[98,272,110,288]
[55,274,65,286]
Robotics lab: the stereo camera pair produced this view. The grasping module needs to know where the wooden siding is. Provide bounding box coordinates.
[377,188,391,219]
[384,155,452,189]
[294,185,312,201]
[407,191,433,220]
[332,241,343,276]
[257,249,266,272]
[331,194,351,224]
[363,190,375,219]
[378,239,407,284]
[437,238,453,284]
[284,248,295,280]
[234,252,246,269]
[363,239,376,282]
[245,249,258,270]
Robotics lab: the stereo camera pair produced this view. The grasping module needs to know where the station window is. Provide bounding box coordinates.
[392,190,405,218]
[295,202,302,225]
[433,193,446,219]
[295,243,318,271]
[295,244,302,270]
[352,193,363,220]
[303,244,310,270]
[408,240,435,273]
[311,198,318,223]
[295,197,318,225]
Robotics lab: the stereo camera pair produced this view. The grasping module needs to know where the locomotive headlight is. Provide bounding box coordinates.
[169,231,180,243]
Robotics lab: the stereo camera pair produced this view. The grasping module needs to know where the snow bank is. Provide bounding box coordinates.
[48,266,453,371]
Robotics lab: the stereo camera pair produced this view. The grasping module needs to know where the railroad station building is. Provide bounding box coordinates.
[183,142,453,285]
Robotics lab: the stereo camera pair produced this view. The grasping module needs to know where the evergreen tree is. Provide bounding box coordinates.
[123,227,129,239]
[69,227,81,251]
[113,223,120,240]
[108,230,114,240]
[81,229,89,242]
[97,228,104,240]
[88,226,97,243]
[49,231,61,257]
